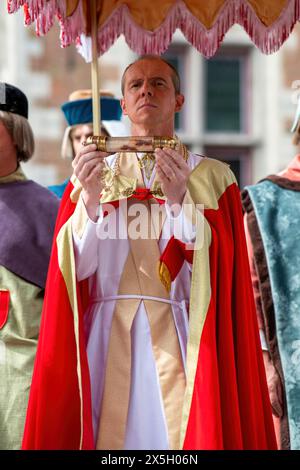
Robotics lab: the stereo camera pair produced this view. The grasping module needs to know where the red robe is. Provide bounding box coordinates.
[22,158,277,450]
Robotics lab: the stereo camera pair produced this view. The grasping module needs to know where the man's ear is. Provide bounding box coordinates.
[120,98,128,116]
[175,94,185,113]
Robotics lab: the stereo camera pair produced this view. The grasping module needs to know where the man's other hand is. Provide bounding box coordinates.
[155,147,190,206]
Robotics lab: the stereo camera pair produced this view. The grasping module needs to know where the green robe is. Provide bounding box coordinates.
[0,168,44,449]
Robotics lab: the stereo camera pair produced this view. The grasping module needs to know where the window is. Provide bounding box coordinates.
[203,146,252,188]
[204,47,250,133]
[203,46,253,188]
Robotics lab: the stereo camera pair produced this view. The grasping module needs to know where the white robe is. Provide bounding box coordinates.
[72,152,202,449]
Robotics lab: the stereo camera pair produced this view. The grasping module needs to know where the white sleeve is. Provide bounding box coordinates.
[71,195,104,281]
[259,329,269,351]
[165,202,196,245]
[165,189,197,245]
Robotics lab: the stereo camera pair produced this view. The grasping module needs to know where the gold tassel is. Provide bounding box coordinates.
[158,261,171,293]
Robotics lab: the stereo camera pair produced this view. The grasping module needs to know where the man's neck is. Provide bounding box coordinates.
[131,123,175,137]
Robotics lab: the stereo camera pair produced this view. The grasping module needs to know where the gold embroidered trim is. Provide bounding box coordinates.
[138,152,156,180]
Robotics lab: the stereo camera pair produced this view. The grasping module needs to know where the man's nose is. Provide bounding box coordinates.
[141,82,153,97]
[80,135,88,144]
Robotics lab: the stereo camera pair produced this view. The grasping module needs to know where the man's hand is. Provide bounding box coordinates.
[263,351,283,418]
[155,147,190,207]
[72,144,108,221]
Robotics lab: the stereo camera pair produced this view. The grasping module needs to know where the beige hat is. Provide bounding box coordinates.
[61,89,127,159]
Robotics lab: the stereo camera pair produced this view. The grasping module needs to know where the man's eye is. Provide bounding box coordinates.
[131,83,139,88]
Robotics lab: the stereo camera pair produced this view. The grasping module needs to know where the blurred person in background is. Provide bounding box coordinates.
[48,89,127,199]
[0,82,59,449]
[242,100,300,450]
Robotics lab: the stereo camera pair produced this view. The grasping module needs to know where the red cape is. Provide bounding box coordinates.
[22,160,277,449]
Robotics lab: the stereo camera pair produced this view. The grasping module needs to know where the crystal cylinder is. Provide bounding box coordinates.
[84,135,178,152]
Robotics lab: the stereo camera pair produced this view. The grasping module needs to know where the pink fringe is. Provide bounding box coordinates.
[6,0,300,60]
[96,0,300,58]
[60,0,85,47]
[7,1,66,35]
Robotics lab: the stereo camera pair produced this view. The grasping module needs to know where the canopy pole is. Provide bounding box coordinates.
[91,0,101,135]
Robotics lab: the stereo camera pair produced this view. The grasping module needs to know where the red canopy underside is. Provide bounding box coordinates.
[7,0,300,61]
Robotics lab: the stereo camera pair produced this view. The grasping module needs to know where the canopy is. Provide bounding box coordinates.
[7,0,300,62]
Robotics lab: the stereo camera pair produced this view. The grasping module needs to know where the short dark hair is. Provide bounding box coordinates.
[121,55,181,96]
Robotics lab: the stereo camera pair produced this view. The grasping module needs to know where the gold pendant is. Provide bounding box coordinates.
[139,153,156,180]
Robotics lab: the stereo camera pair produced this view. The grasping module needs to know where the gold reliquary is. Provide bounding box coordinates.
[83,135,178,153]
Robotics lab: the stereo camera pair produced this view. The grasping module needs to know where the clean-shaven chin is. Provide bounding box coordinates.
[137,101,158,110]
[137,105,159,117]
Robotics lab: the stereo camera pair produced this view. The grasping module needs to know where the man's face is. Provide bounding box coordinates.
[0,119,18,175]
[70,124,93,157]
[0,119,15,159]
[70,123,110,157]
[120,59,184,129]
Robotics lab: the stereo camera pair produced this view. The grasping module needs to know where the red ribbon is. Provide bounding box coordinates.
[131,188,165,204]
[101,188,164,217]
[0,290,10,329]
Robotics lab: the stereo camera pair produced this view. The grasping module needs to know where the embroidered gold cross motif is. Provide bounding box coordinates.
[138,152,156,180]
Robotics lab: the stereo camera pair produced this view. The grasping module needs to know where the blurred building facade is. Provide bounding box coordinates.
[1,3,300,188]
